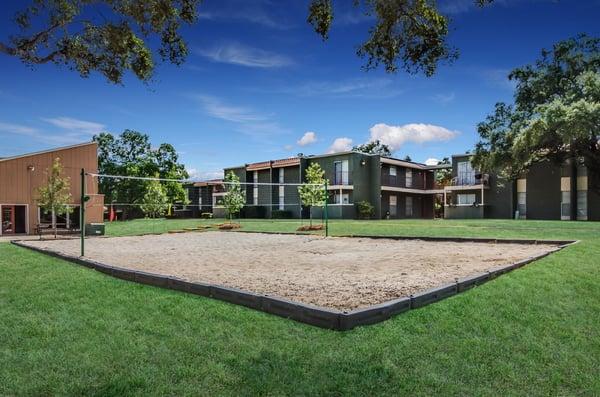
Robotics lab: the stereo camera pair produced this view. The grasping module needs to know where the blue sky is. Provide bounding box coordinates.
[0,0,599,179]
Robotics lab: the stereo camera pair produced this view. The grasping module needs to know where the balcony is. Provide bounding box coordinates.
[451,173,489,187]
[380,174,424,190]
[332,171,351,186]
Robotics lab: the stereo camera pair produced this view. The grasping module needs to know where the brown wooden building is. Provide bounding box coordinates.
[0,142,104,236]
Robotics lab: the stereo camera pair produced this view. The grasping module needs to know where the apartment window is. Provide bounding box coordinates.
[334,160,349,185]
[457,193,476,205]
[389,195,397,217]
[333,192,350,205]
[517,192,526,218]
[406,196,413,217]
[457,161,475,185]
[577,191,588,220]
[561,191,571,220]
[389,166,397,176]
[253,171,259,205]
[278,168,285,210]
[405,169,413,187]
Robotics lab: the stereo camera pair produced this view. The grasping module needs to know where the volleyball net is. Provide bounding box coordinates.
[79,171,331,253]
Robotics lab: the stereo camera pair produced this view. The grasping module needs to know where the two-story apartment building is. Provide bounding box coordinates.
[190,151,448,220]
[444,154,600,221]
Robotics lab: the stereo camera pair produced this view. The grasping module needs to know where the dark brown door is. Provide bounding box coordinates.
[2,205,15,234]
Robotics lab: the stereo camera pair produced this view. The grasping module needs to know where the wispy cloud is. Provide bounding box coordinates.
[197,0,293,30]
[192,95,289,140]
[432,92,456,105]
[271,78,402,99]
[186,167,223,181]
[196,43,293,68]
[0,118,103,146]
[41,117,106,135]
[481,68,517,90]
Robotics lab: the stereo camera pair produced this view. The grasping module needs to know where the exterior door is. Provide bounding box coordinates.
[2,205,15,234]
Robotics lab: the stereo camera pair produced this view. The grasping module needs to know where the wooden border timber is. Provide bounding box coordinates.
[11,237,577,331]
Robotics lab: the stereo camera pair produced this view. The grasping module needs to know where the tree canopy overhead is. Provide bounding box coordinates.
[473,35,600,181]
[1,0,493,83]
[0,0,201,84]
[308,0,493,76]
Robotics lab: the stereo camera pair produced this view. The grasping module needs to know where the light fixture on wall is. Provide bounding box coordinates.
[27,165,35,171]
[360,159,366,166]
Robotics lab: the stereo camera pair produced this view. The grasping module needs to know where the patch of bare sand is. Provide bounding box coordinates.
[23,231,558,311]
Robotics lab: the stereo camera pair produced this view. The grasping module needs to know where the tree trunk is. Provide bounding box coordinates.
[309,207,313,227]
[52,210,57,239]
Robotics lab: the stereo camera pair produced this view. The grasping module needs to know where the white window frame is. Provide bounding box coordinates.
[561,191,571,220]
[456,193,476,205]
[577,190,588,221]
[405,169,412,188]
[406,196,413,217]
[253,171,259,205]
[389,195,397,216]
[389,166,397,177]
[457,161,475,185]
[517,192,526,218]
[334,160,349,185]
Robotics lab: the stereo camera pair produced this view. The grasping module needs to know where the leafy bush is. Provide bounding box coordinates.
[356,200,375,219]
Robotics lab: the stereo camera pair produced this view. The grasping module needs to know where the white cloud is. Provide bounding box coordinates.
[368,123,458,151]
[297,131,317,146]
[41,117,106,135]
[192,95,289,140]
[196,43,292,68]
[284,144,294,151]
[425,158,441,166]
[327,137,353,154]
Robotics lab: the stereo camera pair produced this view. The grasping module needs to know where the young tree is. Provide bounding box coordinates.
[36,157,72,238]
[298,163,328,226]
[223,171,245,223]
[473,35,600,184]
[435,158,452,186]
[140,179,169,218]
[352,140,392,156]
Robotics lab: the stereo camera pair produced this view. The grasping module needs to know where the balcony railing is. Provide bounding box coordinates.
[451,173,489,186]
[380,174,424,189]
[332,171,351,185]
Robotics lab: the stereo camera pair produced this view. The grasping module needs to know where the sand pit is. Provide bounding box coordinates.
[23,232,558,311]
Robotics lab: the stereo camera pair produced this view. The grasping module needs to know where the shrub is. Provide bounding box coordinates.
[356,200,375,219]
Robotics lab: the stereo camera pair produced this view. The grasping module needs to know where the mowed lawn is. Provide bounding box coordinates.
[1,220,600,395]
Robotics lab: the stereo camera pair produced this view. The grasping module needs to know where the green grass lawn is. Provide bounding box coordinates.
[2,219,600,395]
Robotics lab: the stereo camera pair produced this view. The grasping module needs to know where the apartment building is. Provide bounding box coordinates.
[189,152,447,220]
[444,154,600,221]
